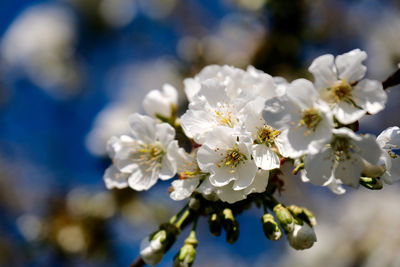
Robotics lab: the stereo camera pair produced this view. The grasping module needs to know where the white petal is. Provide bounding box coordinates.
[142,84,178,117]
[383,157,400,184]
[353,79,387,114]
[209,165,237,187]
[159,156,176,180]
[252,144,280,170]
[128,168,158,191]
[334,154,364,187]
[103,166,129,189]
[308,54,338,89]
[332,101,366,124]
[352,134,381,165]
[155,123,175,147]
[180,109,215,144]
[243,170,269,195]
[335,49,367,82]
[286,79,320,108]
[326,177,346,194]
[170,178,200,201]
[377,126,400,148]
[197,145,225,172]
[214,183,247,204]
[232,159,258,190]
[304,148,335,186]
[128,113,156,143]
[183,78,201,102]
[262,96,297,130]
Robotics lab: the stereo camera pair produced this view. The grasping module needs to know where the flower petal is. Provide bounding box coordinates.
[332,101,366,124]
[252,144,280,170]
[304,147,335,186]
[308,54,338,89]
[170,178,200,201]
[129,113,156,143]
[335,49,367,82]
[334,154,364,187]
[353,79,387,115]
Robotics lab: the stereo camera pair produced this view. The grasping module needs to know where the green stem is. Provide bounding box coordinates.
[170,204,189,224]
[175,209,191,229]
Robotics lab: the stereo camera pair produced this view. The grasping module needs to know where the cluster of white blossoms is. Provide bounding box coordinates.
[104,49,400,205]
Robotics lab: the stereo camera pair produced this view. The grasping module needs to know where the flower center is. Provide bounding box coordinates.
[217,145,247,172]
[256,125,280,146]
[214,103,237,128]
[299,108,323,132]
[330,80,353,103]
[134,142,165,170]
[177,153,204,180]
[331,136,354,161]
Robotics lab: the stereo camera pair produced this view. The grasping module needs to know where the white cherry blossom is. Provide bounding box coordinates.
[143,83,178,118]
[303,128,382,188]
[262,79,334,158]
[196,170,269,204]
[197,127,257,191]
[377,126,400,184]
[180,79,244,144]
[104,113,179,191]
[243,98,284,170]
[308,49,387,124]
[169,148,208,201]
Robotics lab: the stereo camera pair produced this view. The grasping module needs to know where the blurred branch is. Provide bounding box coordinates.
[129,256,144,267]
[382,68,400,90]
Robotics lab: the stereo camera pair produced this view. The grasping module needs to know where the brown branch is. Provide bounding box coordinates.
[382,68,400,90]
[129,256,145,267]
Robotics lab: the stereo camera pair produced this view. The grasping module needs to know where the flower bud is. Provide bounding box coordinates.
[143,84,178,119]
[261,213,282,241]
[222,208,239,244]
[359,177,383,190]
[174,232,197,267]
[140,230,167,266]
[287,223,317,250]
[273,204,294,233]
[208,213,222,236]
[287,205,317,227]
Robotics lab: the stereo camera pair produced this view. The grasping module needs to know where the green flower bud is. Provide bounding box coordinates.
[226,220,239,244]
[302,207,317,227]
[261,214,282,241]
[174,232,197,267]
[287,205,317,227]
[208,213,222,236]
[222,208,239,244]
[360,177,383,190]
[273,204,294,233]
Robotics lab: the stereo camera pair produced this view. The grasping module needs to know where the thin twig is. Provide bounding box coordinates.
[382,68,400,90]
[129,256,145,267]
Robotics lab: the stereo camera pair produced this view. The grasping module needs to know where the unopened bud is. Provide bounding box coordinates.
[174,232,197,267]
[159,223,180,251]
[222,208,239,244]
[288,205,317,227]
[140,230,167,266]
[302,208,317,227]
[360,177,383,190]
[208,213,222,236]
[273,204,294,233]
[261,214,282,241]
[287,223,317,250]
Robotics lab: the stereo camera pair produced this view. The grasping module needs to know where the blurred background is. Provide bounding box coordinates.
[1,0,400,266]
